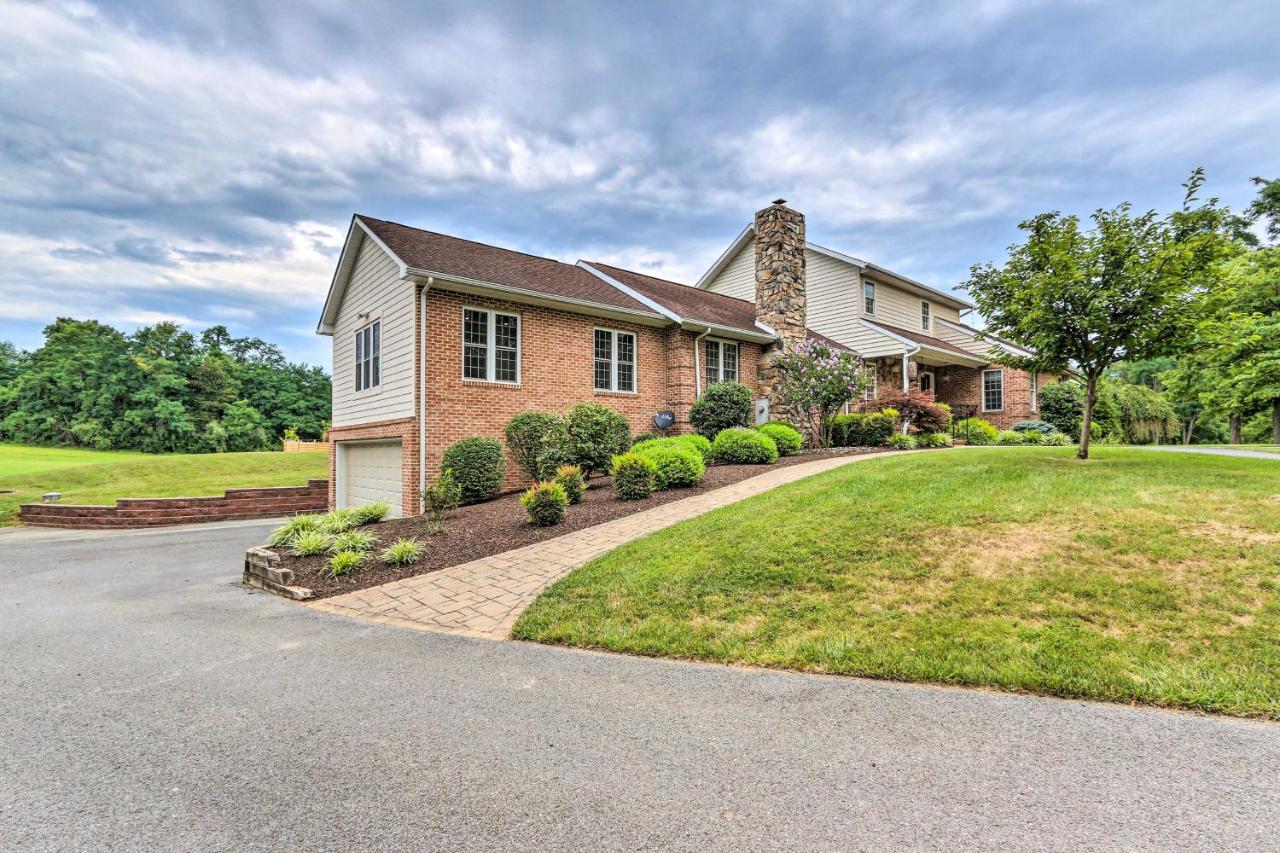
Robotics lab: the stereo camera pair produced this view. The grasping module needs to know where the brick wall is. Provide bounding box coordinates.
[19,480,328,529]
[328,416,420,513]
[935,365,1054,429]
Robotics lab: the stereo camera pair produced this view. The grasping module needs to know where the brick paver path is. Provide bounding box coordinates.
[310,451,906,639]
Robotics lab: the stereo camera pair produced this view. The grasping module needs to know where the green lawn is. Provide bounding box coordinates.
[0,443,329,525]
[514,448,1280,719]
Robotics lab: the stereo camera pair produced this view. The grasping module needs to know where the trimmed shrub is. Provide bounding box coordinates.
[566,402,631,477]
[953,417,999,445]
[631,434,714,462]
[643,445,705,489]
[350,500,390,525]
[442,436,506,505]
[420,469,462,532]
[329,530,378,553]
[689,381,753,438]
[711,427,779,464]
[267,514,323,547]
[676,433,713,461]
[520,481,569,526]
[533,445,576,481]
[317,508,362,535]
[553,464,585,505]
[996,430,1025,445]
[630,431,664,447]
[290,530,335,557]
[610,452,657,500]
[755,421,803,456]
[1012,419,1059,436]
[831,410,897,446]
[916,432,953,448]
[505,412,569,482]
[379,538,425,566]
[887,433,917,450]
[323,550,366,579]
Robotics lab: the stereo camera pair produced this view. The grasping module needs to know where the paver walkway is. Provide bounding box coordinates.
[1137,445,1280,461]
[310,450,906,639]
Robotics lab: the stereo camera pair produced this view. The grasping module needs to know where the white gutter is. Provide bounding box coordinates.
[418,277,432,509]
[692,326,711,397]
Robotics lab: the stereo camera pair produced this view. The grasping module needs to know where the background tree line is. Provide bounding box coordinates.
[0,320,330,453]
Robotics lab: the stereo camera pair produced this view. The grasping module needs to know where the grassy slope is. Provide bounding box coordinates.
[0,443,329,525]
[514,448,1280,719]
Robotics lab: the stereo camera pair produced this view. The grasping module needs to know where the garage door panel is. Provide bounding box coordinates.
[339,440,403,518]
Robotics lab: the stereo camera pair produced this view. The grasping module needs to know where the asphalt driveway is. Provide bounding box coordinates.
[1,521,1277,851]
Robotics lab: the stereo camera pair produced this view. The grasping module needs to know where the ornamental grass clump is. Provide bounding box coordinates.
[887,433,917,450]
[379,538,425,566]
[996,430,1025,445]
[322,550,367,579]
[289,530,335,557]
[520,481,569,526]
[755,421,803,456]
[553,464,585,505]
[317,508,362,535]
[915,432,953,448]
[267,513,323,547]
[711,427,779,465]
[350,500,391,525]
[610,452,658,500]
[329,530,378,554]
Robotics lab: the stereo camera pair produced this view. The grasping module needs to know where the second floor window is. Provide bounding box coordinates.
[982,368,1004,412]
[594,328,637,392]
[863,281,876,314]
[705,339,739,386]
[354,321,380,391]
[921,301,931,331]
[463,307,520,383]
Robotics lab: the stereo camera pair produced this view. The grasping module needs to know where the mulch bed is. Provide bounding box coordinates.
[272,446,891,599]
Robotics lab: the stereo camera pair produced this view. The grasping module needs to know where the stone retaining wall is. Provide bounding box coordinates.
[18,480,329,529]
[243,547,314,600]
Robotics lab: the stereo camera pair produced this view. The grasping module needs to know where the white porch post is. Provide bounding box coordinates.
[901,352,910,392]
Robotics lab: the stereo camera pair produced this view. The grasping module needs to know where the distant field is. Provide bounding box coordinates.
[0,444,329,525]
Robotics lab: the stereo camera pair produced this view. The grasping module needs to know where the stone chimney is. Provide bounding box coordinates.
[754,199,807,416]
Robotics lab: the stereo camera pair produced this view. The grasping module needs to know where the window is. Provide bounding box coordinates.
[354,320,380,392]
[593,328,637,392]
[462,307,520,383]
[982,369,1004,412]
[704,339,739,386]
[863,281,876,314]
[1030,373,1039,413]
[864,365,878,400]
[919,370,934,394]
[921,301,931,331]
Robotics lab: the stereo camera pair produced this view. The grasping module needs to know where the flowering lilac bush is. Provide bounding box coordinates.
[774,338,873,447]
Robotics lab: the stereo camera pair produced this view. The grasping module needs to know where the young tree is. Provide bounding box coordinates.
[773,338,872,447]
[962,170,1235,458]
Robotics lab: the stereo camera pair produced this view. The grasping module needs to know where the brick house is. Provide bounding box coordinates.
[317,201,1050,516]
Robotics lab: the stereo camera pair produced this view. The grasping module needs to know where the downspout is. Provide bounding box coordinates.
[692,326,711,398]
[418,277,432,510]
[901,343,920,434]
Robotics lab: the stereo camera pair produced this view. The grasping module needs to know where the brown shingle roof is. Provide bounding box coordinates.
[862,318,982,358]
[357,216,655,315]
[588,262,762,332]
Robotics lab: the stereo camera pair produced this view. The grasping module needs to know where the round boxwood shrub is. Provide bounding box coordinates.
[676,433,712,460]
[566,402,631,477]
[689,381,753,438]
[610,452,657,500]
[953,417,999,445]
[711,427,779,464]
[755,421,802,456]
[441,436,506,505]
[642,445,705,489]
[631,433,714,463]
[887,433,917,450]
[504,411,568,482]
[519,481,569,526]
[552,464,585,505]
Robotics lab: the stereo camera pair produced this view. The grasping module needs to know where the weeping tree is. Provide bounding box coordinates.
[962,170,1236,459]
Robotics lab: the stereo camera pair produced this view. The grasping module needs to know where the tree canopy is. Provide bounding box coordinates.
[0,320,330,453]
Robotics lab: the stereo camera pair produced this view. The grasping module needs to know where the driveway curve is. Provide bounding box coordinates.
[1,520,1277,851]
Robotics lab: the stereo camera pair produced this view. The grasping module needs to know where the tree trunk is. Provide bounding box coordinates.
[1273,400,1280,445]
[1078,375,1097,460]
[1229,414,1242,445]
[1181,416,1196,446]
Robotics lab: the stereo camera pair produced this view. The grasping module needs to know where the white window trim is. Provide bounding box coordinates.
[354,318,381,395]
[593,326,638,394]
[982,368,1005,412]
[1030,373,1039,413]
[704,338,740,386]
[461,306,521,385]
[863,280,877,315]
[921,300,931,332]
[864,364,878,400]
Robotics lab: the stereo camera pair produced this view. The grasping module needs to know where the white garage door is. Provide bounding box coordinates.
[338,440,403,518]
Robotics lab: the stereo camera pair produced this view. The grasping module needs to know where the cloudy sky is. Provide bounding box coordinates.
[3,0,1278,368]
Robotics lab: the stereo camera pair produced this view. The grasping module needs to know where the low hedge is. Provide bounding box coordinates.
[755,421,802,456]
[831,409,898,446]
[643,445,705,489]
[711,427,778,464]
[442,436,506,504]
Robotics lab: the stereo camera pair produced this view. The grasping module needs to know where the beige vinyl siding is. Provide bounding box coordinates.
[331,235,416,427]
[702,241,755,301]
[864,276,960,330]
[933,322,1002,361]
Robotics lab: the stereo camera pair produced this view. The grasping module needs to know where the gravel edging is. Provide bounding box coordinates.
[264,447,892,599]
